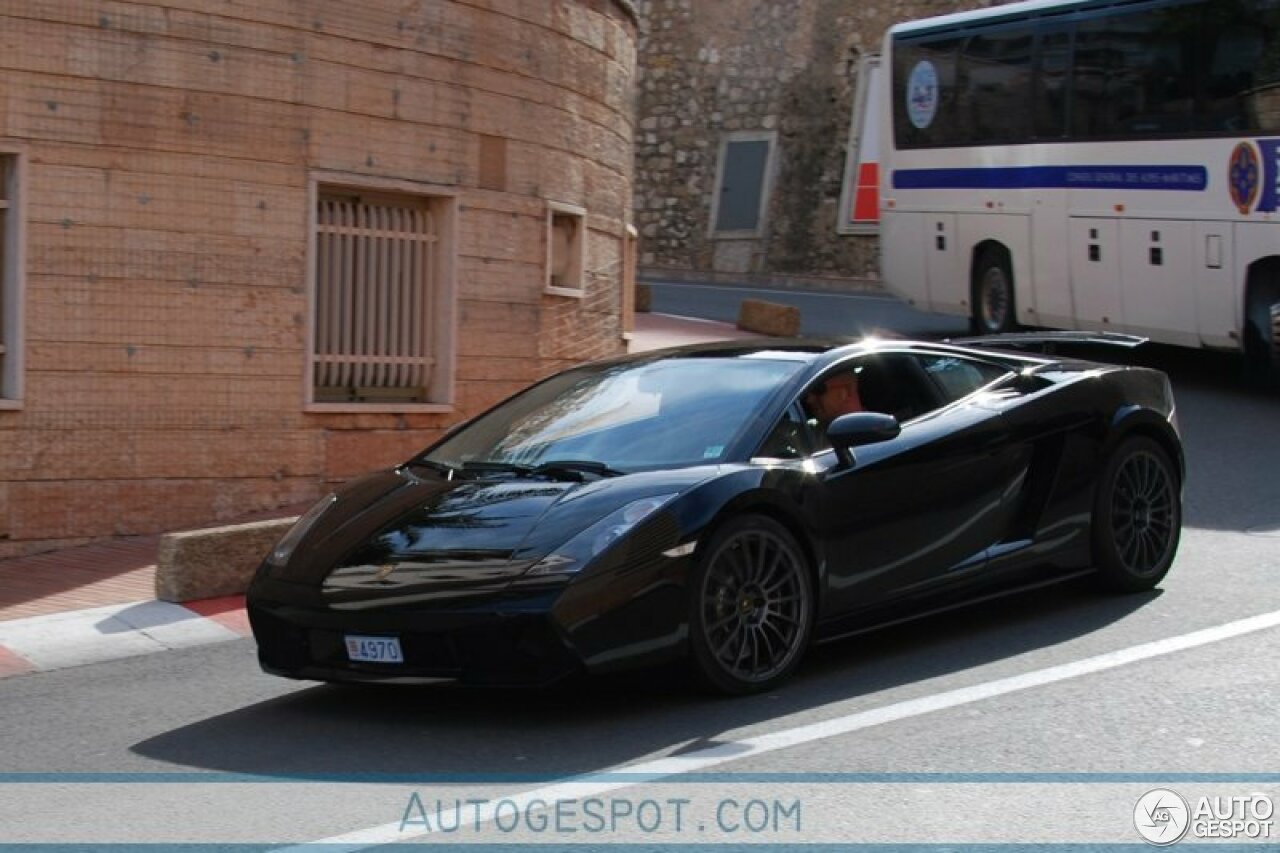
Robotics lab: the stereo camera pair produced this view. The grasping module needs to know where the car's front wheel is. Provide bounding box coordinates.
[1092,436,1181,592]
[689,515,814,694]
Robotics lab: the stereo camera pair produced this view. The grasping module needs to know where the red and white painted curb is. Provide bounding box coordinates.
[0,595,250,679]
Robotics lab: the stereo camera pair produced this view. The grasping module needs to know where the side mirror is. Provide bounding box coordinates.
[828,412,901,468]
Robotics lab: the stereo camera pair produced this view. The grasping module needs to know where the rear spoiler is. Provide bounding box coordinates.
[945,331,1148,353]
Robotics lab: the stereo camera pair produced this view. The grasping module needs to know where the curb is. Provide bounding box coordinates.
[0,595,250,679]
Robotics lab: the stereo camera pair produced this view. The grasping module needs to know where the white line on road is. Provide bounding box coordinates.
[282,608,1280,851]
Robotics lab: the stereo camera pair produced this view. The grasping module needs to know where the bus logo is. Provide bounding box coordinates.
[906,60,939,130]
[1229,142,1261,214]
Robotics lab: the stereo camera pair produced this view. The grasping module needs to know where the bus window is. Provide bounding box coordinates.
[893,36,963,147]
[1033,27,1072,140]
[1204,2,1280,133]
[1072,7,1198,138]
[958,27,1034,143]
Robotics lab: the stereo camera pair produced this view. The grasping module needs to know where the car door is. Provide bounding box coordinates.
[810,351,1033,615]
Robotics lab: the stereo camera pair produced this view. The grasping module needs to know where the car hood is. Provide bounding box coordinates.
[268,465,713,606]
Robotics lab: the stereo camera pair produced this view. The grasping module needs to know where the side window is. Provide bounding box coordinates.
[1034,27,1072,140]
[920,355,1011,404]
[757,404,816,460]
[779,352,1005,454]
[894,36,963,148]
[796,353,944,440]
[957,26,1034,143]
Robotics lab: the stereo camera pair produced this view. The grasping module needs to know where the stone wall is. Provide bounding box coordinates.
[633,0,1005,285]
[0,0,637,556]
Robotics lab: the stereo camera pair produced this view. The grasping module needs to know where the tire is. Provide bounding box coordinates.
[1091,437,1181,593]
[1243,291,1280,389]
[971,247,1017,335]
[688,515,815,694]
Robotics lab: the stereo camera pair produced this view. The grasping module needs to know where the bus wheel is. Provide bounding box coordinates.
[1244,278,1280,388]
[971,247,1017,335]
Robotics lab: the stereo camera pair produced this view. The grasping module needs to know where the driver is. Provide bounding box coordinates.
[804,370,864,428]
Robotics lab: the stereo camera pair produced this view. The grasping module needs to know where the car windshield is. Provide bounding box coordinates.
[421,356,807,473]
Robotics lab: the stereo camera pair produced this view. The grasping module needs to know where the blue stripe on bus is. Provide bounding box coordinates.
[892,165,1208,191]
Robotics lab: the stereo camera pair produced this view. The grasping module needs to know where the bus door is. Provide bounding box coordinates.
[1068,218,1122,329]
[881,211,930,311]
[1194,223,1236,349]
[1118,220,1197,347]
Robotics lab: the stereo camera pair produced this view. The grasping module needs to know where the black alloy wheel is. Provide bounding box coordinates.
[689,515,814,694]
[972,247,1017,335]
[1092,437,1181,592]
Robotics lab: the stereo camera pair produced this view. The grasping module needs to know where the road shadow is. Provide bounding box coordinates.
[132,578,1154,779]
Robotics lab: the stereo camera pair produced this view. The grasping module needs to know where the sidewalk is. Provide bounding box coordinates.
[0,312,754,679]
[626,310,759,350]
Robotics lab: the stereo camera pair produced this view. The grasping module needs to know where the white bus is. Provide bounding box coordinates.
[878,0,1280,377]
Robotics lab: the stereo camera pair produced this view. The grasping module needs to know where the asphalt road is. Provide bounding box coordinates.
[4,289,1279,848]
[645,280,972,339]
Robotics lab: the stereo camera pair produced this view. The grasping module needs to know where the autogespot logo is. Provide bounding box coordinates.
[1135,789,1191,845]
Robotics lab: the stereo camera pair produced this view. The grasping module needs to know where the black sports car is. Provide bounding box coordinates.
[248,335,1183,694]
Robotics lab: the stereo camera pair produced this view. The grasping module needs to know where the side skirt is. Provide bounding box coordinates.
[813,568,1095,647]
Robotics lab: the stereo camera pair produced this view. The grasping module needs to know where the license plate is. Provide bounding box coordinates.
[344,634,404,664]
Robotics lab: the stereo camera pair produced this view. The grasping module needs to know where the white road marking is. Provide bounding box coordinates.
[283,608,1280,851]
[0,600,241,671]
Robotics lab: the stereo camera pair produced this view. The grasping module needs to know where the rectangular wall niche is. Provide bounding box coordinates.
[546,201,587,298]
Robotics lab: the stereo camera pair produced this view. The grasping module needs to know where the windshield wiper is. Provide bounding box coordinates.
[531,460,624,480]
[456,459,624,482]
[460,460,535,476]
[405,458,460,479]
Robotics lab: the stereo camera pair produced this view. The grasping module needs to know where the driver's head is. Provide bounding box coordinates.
[806,371,863,424]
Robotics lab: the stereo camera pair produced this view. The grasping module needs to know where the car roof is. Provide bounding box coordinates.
[602,336,1058,373]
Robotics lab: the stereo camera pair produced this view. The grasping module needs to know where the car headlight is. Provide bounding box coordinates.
[527,493,678,577]
[266,493,337,568]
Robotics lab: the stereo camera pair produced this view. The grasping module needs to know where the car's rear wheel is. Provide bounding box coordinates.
[1092,437,1181,592]
[689,515,814,694]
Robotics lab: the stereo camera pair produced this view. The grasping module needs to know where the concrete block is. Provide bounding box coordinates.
[736,298,801,337]
[155,517,297,602]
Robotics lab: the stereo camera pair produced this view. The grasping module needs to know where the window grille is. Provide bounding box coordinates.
[313,192,437,404]
[0,152,21,407]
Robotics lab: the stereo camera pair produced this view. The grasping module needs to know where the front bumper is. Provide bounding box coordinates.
[247,592,583,687]
[247,515,696,688]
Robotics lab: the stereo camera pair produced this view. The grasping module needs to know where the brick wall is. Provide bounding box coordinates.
[633,0,1006,285]
[0,0,638,556]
